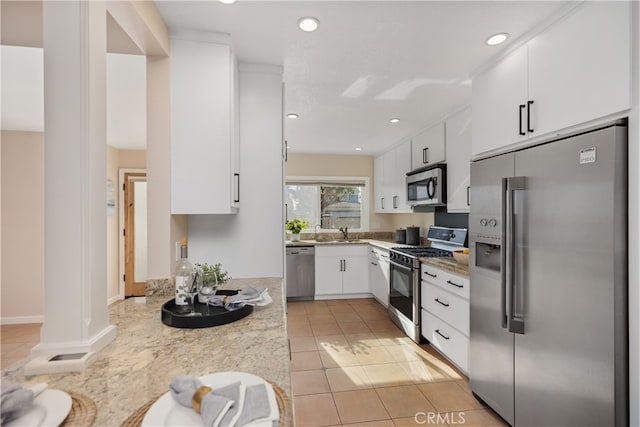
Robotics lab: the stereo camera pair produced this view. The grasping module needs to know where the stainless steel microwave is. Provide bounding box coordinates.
[406,164,446,207]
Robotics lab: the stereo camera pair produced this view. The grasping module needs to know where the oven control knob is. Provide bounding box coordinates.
[488,218,497,227]
[480,218,488,227]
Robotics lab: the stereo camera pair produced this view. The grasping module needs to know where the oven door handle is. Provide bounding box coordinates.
[390,259,414,272]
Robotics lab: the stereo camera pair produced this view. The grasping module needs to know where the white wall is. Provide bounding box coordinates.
[0,131,44,323]
[188,65,284,278]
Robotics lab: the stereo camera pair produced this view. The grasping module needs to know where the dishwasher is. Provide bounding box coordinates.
[285,246,315,300]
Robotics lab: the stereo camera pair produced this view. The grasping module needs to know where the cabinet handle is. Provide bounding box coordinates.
[467,186,470,206]
[423,147,429,164]
[393,195,398,209]
[381,197,385,210]
[527,100,534,133]
[446,280,464,289]
[234,173,240,203]
[435,329,450,340]
[343,259,347,271]
[435,298,450,307]
[285,203,288,222]
[284,140,288,162]
[424,270,437,278]
[518,104,526,136]
[371,262,378,266]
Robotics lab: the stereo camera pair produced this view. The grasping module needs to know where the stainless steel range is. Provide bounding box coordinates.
[388,225,467,343]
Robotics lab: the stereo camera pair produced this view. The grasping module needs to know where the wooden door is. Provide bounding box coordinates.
[124,172,147,296]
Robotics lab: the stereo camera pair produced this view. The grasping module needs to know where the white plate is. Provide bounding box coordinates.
[5,389,72,427]
[142,372,278,427]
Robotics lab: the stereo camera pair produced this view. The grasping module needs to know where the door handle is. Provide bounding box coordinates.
[234,173,240,203]
[435,298,449,307]
[518,104,526,136]
[503,176,526,334]
[527,100,534,133]
[446,280,463,289]
[435,329,450,340]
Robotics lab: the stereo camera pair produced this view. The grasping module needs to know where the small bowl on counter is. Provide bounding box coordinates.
[452,249,469,265]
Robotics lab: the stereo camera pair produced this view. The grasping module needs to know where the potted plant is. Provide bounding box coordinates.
[285,218,310,242]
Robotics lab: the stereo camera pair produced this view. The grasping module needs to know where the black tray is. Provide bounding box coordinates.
[161,290,253,328]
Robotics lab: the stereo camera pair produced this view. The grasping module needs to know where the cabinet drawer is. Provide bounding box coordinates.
[421,264,469,300]
[421,283,469,336]
[316,244,368,258]
[421,309,469,374]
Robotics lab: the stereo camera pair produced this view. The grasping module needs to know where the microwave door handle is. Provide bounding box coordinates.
[427,177,436,199]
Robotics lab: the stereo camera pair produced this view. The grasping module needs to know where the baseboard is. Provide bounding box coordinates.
[314,293,374,300]
[0,315,44,325]
[107,294,123,305]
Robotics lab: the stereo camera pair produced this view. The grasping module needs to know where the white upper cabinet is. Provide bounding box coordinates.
[170,31,240,214]
[411,122,446,170]
[527,1,631,137]
[391,140,412,212]
[373,155,386,213]
[445,107,472,213]
[472,2,631,157]
[374,140,412,213]
[472,46,528,156]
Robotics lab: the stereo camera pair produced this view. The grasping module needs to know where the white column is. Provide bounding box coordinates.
[26,0,116,375]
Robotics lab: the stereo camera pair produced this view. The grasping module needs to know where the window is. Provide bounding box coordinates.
[285,177,369,232]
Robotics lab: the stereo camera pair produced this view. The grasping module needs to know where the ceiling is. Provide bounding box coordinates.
[156,0,570,155]
[1,1,571,154]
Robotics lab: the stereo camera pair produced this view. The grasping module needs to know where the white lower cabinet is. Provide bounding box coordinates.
[420,263,470,374]
[315,245,369,298]
[422,309,469,374]
[368,247,389,307]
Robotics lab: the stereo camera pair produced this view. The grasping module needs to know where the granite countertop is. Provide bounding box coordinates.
[286,238,400,250]
[1,278,291,426]
[287,239,470,275]
[421,257,470,276]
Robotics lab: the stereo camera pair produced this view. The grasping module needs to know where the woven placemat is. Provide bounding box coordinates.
[61,391,97,427]
[120,380,292,427]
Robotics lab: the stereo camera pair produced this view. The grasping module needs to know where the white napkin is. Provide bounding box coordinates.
[1,384,34,425]
[169,374,278,427]
[206,287,272,311]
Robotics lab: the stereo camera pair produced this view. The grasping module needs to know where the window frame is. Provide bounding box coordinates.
[285,176,370,233]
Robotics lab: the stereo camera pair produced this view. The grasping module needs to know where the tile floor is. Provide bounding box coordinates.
[1,323,41,370]
[288,298,507,427]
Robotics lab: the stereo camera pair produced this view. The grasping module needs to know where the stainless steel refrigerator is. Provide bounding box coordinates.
[469,120,628,426]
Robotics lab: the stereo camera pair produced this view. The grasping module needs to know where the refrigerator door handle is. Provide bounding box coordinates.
[505,176,526,335]
[501,178,508,329]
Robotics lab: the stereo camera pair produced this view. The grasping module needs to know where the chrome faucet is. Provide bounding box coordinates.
[339,227,349,240]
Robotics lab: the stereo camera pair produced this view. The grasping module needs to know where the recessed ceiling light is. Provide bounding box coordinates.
[389,118,400,124]
[486,33,509,46]
[287,113,299,119]
[355,147,362,151]
[298,17,320,32]
[219,0,237,4]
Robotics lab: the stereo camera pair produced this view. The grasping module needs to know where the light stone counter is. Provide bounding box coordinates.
[421,256,470,276]
[1,278,291,426]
